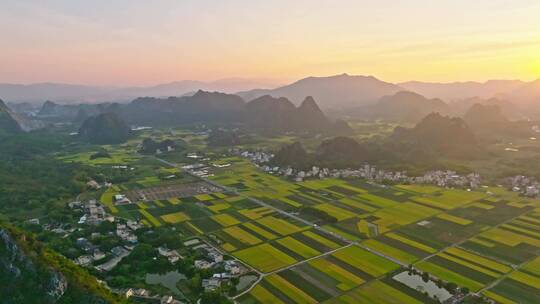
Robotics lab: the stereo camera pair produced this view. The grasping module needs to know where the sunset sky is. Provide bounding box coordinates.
[1,0,540,86]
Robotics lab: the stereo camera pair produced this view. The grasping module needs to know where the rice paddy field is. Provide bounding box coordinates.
[208,160,540,303]
[63,131,540,303]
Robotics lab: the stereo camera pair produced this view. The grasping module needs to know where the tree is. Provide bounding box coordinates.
[421,271,430,282]
[445,282,458,294]
[130,243,155,260]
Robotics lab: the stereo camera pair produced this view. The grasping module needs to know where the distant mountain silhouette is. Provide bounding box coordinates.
[463,103,508,129]
[245,95,351,134]
[0,78,281,103]
[78,112,131,144]
[450,97,520,119]
[391,113,478,159]
[38,100,108,123]
[360,91,449,122]
[39,90,345,135]
[462,103,533,139]
[505,79,540,118]
[238,74,403,109]
[120,90,245,126]
[399,80,526,101]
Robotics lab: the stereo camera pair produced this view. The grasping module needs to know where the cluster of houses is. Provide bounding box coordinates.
[182,163,213,178]
[158,246,183,264]
[72,200,115,225]
[73,237,107,267]
[184,238,245,292]
[231,148,482,189]
[67,200,145,272]
[61,183,245,301]
[506,175,540,197]
[413,171,481,189]
[120,288,184,304]
[230,149,273,164]
[113,194,132,205]
[116,221,142,244]
[72,234,133,272]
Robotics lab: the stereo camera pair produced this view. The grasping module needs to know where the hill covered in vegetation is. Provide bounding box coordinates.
[0,99,22,134]
[78,113,131,144]
[0,223,125,304]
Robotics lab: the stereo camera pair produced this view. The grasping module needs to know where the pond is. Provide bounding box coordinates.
[393,271,452,302]
[145,271,186,296]
[236,275,258,291]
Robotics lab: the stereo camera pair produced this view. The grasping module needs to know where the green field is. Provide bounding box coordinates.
[234,243,297,273]
[223,225,262,246]
[332,246,400,277]
[327,280,423,304]
[309,258,365,291]
[276,236,321,258]
[60,136,540,303]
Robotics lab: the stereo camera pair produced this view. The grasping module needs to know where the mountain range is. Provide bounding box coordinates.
[0,78,281,104]
[3,74,540,114]
[399,80,526,101]
[38,90,350,137]
[238,73,402,109]
[354,91,450,122]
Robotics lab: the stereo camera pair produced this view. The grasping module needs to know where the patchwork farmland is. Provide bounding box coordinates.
[206,159,540,303]
[97,154,540,303]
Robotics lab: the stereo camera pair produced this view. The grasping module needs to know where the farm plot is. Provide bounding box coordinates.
[125,181,222,202]
[241,222,277,240]
[222,225,262,246]
[211,213,241,227]
[371,202,439,233]
[485,267,540,304]
[238,206,274,220]
[410,189,487,210]
[240,284,285,304]
[414,246,512,292]
[256,216,307,236]
[461,225,540,265]
[275,236,321,259]
[361,239,418,264]
[239,253,369,303]
[415,261,485,292]
[332,246,400,278]
[327,280,422,304]
[234,243,297,273]
[313,203,356,221]
[160,211,190,224]
[263,274,318,304]
[308,258,365,291]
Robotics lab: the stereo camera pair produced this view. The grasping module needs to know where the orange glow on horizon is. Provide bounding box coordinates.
[1,1,540,86]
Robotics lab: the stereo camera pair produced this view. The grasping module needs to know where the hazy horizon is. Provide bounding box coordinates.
[1,0,540,86]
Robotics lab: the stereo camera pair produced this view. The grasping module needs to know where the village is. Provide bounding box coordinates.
[28,192,253,304]
[505,175,540,198]
[230,149,482,189]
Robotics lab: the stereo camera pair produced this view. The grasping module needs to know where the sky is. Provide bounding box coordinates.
[1,0,540,86]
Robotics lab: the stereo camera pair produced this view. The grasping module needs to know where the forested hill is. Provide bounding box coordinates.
[78,112,131,144]
[0,222,125,304]
[0,99,22,134]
